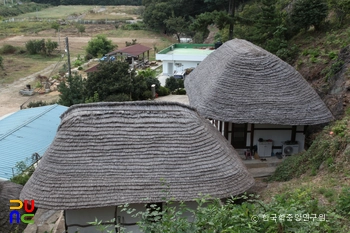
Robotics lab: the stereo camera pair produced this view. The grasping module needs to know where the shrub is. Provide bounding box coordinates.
[165,77,184,91]
[158,86,170,96]
[0,44,17,54]
[26,100,55,108]
[25,39,45,55]
[104,93,131,102]
[174,88,186,95]
[142,90,153,99]
[336,187,350,216]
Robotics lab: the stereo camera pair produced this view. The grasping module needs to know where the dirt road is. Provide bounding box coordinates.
[0,35,159,55]
[0,64,60,118]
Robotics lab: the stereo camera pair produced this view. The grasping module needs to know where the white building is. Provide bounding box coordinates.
[156,44,215,76]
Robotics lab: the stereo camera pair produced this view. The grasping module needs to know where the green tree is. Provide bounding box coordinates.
[86,34,116,58]
[51,21,60,34]
[328,0,350,26]
[290,0,328,31]
[85,61,133,101]
[164,15,189,42]
[58,74,86,106]
[255,0,282,43]
[45,39,58,56]
[143,1,173,32]
[76,23,86,36]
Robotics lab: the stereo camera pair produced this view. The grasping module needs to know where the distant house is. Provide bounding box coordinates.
[185,39,334,156]
[85,44,152,73]
[21,102,254,233]
[156,43,215,76]
[0,104,68,180]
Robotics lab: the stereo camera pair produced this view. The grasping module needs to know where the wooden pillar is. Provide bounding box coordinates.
[231,123,235,146]
[291,126,297,142]
[250,123,254,150]
[224,122,229,139]
[219,121,223,133]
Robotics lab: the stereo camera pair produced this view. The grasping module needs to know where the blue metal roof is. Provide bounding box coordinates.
[0,104,68,180]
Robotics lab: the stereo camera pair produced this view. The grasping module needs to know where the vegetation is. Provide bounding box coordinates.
[165,77,184,92]
[25,39,58,56]
[58,62,162,106]
[0,2,50,18]
[31,0,142,6]
[85,35,116,58]
[10,156,38,186]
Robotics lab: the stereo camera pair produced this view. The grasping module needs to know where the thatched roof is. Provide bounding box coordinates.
[20,102,254,210]
[185,39,334,125]
[0,181,26,233]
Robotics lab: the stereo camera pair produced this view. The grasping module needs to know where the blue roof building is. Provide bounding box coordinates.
[0,104,68,180]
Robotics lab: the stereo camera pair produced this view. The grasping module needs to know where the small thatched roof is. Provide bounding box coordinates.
[21,102,254,210]
[185,39,334,125]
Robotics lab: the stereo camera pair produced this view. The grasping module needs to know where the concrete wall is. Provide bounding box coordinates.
[162,60,200,76]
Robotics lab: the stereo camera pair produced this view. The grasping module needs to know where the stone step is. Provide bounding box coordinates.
[248,167,277,178]
[242,157,284,169]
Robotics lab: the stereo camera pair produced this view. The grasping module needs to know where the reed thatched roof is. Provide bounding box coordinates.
[185,39,334,125]
[20,102,254,210]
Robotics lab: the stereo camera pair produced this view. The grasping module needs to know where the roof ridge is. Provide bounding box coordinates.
[60,101,197,119]
[0,104,58,141]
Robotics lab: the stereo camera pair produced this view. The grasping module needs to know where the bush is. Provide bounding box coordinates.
[104,93,131,102]
[174,88,186,95]
[336,187,350,216]
[26,100,55,108]
[121,22,146,30]
[165,77,184,91]
[158,86,170,96]
[0,44,17,54]
[142,90,153,99]
[118,190,345,233]
[25,39,44,55]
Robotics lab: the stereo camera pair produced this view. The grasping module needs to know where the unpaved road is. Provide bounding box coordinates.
[0,35,159,118]
[0,64,60,118]
[0,36,159,54]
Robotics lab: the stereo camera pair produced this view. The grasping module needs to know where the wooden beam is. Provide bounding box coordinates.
[250,123,254,150]
[291,126,297,141]
[224,122,229,139]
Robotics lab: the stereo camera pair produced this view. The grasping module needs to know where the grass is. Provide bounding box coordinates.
[14,5,94,19]
[0,53,62,84]
[13,5,143,21]
[0,21,52,38]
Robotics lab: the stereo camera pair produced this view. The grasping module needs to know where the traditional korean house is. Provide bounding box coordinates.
[185,39,334,156]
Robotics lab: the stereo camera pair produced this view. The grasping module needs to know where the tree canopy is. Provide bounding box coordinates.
[58,62,162,106]
[85,35,116,58]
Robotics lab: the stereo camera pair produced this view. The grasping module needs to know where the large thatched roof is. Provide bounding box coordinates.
[21,102,254,210]
[185,39,334,125]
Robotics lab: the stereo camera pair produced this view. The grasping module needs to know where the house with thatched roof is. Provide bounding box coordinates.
[20,102,254,233]
[185,39,334,157]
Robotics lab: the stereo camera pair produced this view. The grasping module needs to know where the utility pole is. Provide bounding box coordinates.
[228,0,234,40]
[65,37,72,77]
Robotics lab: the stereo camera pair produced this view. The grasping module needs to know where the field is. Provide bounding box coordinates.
[12,5,142,21]
[0,5,174,117]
